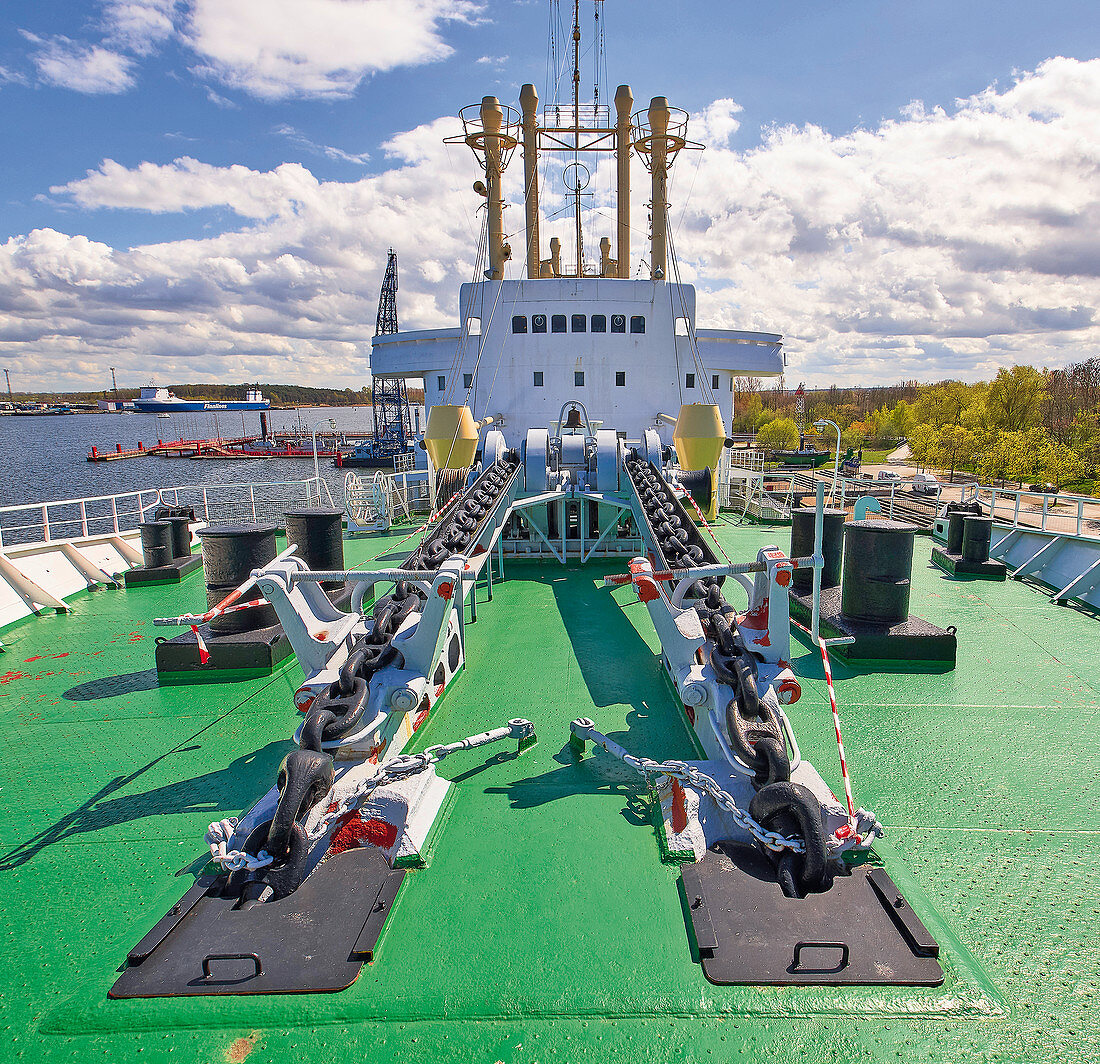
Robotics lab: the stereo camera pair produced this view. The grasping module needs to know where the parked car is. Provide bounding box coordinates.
[875,470,902,482]
[912,472,939,494]
[1027,482,1056,493]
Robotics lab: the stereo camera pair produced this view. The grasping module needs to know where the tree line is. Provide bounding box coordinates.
[735,359,1100,491]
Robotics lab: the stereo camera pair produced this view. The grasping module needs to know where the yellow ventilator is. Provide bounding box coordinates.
[673,403,726,521]
[424,405,480,470]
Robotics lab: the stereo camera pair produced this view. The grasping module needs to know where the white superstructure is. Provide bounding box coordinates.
[369,7,784,450]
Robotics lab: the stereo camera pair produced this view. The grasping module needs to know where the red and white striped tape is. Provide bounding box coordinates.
[680,488,733,567]
[816,634,857,830]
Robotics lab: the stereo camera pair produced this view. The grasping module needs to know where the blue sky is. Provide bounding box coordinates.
[1,0,1098,391]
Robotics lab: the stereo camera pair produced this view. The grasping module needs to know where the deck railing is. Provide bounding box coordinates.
[0,475,334,549]
[965,484,1100,539]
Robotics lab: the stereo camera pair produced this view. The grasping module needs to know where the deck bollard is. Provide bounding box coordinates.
[199,523,278,634]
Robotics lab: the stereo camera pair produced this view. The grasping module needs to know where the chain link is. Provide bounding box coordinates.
[207,720,534,872]
[619,751,805,853]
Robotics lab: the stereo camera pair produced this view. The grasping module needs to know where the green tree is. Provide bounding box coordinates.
[756,417,799,451]
[985,365,1047,432]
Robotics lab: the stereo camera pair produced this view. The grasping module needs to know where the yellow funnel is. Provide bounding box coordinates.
[673,403,726,472]
[673,403,725,521]
[425,404,479,470]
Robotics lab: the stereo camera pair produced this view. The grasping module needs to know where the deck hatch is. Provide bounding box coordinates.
[681,842,944,987]
[109,847,405,998]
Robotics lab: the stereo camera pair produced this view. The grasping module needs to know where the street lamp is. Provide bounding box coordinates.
[814,419,841,502]
[312,416,337,497]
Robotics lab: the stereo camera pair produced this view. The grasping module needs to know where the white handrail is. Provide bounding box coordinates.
[0,475,334,548]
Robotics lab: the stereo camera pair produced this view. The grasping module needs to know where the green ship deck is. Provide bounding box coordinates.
[1,518,1097,1063]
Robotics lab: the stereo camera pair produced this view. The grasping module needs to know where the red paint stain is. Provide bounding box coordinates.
[0,671,26,685]
[637,578,659,603]
[413,708,430,731]
[51,652,69,658]
[226,1032,259,1063]
[671,778,688,834]
[435,683,445,698]
[24,656,42,663]
[128,632,143,642]
[437,581,454,600]
[328,811,398,855]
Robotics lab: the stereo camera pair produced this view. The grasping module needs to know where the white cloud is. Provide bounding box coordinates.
[183,0,484,100]
[22,32,136,94]
[274,125,371,166]
[102,0,178,55]
[4,59,1100,391]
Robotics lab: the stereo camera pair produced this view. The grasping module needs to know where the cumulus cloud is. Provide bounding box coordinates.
[50,157,323,218]
[4,58,1100,390]
[21,0,480,101]
[22,32,136,94]
[183,0,484,100]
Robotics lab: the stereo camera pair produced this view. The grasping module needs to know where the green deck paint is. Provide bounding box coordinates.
[0,519,1096,1062]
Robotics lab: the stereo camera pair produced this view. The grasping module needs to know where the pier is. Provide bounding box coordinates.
[87,431,352,462]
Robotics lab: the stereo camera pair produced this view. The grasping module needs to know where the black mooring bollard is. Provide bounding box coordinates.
[840,519,916,625]
[961,516,993,564]
[164,515,193,560]
[790,507,845,593]
[198,523,278,634]
[284,509,344,591]
[139,521,173,569]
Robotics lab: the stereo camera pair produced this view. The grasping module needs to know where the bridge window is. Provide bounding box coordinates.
[437,375,445,391]
[610,314,626,333]
[512,315,527,333]
[630,315,646,334]
[551,314,567,333]
[571,314,586,332]
[463,373,473,389]
[575,371,585,387]
[533,371,544,387]
[686,373,695,389]
[532,313,547,333]
[591,314,607,333]
[712,374,719,390]
[615,371,625,387]
[466,316,481,335]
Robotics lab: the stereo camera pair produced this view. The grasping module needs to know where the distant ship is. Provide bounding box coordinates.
[132,385,270,412]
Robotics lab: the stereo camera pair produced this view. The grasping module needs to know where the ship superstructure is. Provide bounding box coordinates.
[371,23,783,444]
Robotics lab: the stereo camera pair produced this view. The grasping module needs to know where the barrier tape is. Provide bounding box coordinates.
[816,634,857,829]
[680,486,734,567]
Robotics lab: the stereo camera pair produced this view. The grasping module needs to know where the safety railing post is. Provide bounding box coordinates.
[1013,492,1021,526]
[249,484,257,521]
[1078,499,1084,536]
[42,505,50,543]
[1042,494,1049,531]
[80,500,89,538]
[111,496,119,533]
[202,488,210,522]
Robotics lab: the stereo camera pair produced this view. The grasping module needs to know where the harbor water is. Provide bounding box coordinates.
[0,405,424,511]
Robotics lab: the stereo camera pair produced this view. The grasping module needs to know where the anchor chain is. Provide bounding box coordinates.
[210,454,521,897]
[624,458,834,892]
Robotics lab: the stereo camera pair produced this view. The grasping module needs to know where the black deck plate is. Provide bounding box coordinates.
[110,847,405,997]
[124,555,203,586]
[681,843,944,986]
[930,546,1007,580]
[789,587,957,665]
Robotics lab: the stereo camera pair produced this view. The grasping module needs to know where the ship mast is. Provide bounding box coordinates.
[450,1,699,281]
[571,0,583,276]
